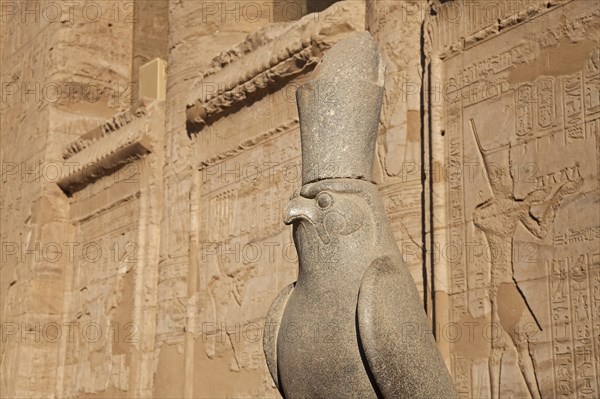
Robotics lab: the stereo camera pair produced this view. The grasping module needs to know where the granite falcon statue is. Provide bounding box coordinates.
[263,32,458,399]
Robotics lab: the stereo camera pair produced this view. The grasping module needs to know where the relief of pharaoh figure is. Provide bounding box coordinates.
[469,119,583,399]
[263,32,458,399]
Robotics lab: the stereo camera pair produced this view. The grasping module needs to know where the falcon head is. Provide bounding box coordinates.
[283,179,368,245]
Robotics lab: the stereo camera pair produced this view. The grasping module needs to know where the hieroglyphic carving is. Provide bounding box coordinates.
[538,77,557,129]
[564,73,585,141]
[444,102,476,394]
[584,49,600,142]
[554,227,600,247]
[435,1,600,397]
[547,246,600,398]
[379,180,423,279]
[516,84,534,137]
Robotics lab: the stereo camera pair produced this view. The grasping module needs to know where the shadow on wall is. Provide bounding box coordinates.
[274,0,341,22]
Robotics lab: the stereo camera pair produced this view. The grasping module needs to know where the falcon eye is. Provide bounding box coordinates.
[317,193,333,209]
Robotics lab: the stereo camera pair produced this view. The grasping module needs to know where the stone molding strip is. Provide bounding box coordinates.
[433,0,572,59]
[58,102,162,195]
[198,118,299,170]
[185,0,364,134]
[62,103,150,160]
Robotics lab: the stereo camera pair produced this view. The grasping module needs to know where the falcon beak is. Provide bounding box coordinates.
[283,196,330,244]
[283,195,313,225]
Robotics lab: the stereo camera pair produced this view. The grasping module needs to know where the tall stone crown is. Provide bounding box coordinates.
[296,32,385,185]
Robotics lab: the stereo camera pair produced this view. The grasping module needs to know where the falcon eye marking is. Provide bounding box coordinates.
[317,192,333,209]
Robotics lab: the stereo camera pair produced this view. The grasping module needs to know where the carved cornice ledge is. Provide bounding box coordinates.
[198,118,299,170]
[434,0,572,59]
[58,101,163,195]
[185,0,364,135]
[62,103,150,160]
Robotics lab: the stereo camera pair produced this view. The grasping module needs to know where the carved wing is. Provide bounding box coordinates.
[357,256,458,399]
[263,282,295,391]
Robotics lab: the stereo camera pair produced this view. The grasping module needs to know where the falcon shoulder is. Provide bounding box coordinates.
[357,256,457,399]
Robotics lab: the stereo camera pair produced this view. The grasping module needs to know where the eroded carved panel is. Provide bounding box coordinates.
[191,122,301,397]
[62,175,141,397]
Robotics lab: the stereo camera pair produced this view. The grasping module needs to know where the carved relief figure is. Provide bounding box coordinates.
[469,119,583,399]
[263,33,457,399]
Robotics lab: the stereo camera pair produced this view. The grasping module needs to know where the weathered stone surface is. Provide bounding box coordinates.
[1,1,136,397]
[367,0,433,320]
[1,0,598,397]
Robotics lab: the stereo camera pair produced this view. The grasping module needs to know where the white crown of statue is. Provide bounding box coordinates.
[296,32,386,185]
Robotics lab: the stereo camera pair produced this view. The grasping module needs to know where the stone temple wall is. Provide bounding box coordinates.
[0,0,598,398]
[431,1,600,397]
